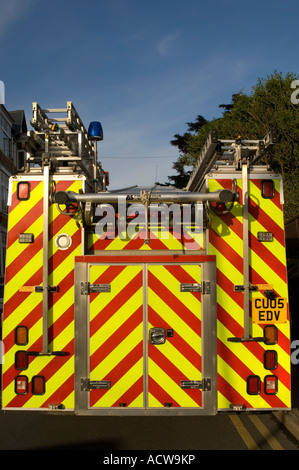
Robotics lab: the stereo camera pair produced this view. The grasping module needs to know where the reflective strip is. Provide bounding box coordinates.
[88,226,204,252]
[2,179,83,409]
[208,177,291,410]
[148,264,202,408]
[89,265,144,408]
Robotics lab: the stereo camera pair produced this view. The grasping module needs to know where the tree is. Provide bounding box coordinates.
[168,72,299,220]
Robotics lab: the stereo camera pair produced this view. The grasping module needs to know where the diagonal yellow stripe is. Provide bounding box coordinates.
[93,359,143,408]
[148,358,200,407]
[91,323,143,379]
[148,289,201,350]
[90,287,143,354]
[8,181,43,224]
[249,179,284,229]
[148,321,201,380]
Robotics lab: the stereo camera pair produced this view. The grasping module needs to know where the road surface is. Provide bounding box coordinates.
[0,410,297,451]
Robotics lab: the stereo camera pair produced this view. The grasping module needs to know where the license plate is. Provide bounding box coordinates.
[252,297,287,324]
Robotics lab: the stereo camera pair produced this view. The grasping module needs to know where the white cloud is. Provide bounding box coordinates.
[157,32,180,57]
[0,0,34,32]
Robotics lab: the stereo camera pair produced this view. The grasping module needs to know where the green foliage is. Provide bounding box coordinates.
[169,72,299,220]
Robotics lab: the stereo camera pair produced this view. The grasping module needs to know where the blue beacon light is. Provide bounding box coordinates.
[88,121,103,141]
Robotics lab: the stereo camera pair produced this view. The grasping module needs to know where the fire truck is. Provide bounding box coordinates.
[1,102,291,415]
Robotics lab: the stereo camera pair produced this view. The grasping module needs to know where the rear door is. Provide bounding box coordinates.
[74,257,217,414]
[89,264,144,409]
[147,264,202,408]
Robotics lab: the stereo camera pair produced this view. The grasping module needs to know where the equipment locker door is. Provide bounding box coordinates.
[89,264,144,408]
[147,264,202,408]
[74,256,217,415]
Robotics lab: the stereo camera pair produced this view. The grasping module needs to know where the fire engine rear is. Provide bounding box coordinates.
[1,103,291,415]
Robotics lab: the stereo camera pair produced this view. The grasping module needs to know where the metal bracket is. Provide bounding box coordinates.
[234,285,258,292]
[81,378,111,391]
[180,378,211,391]
[34,285,59,293]
[180,282,210,294]
[81,282,111,295]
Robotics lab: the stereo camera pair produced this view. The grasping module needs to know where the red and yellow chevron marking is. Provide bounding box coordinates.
[148,264,202,408]
[207,176,291,410]
[88,221,204,252]
[2,177,83,409]
[85,259,203,409]
[89,265,144,408]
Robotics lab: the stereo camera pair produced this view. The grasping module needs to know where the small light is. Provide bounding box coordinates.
[264,350,277,370]
[257,232,273,242]
[264,325,278,345]
[261,180,274,199]
[15,351,28,370]
[18,233,34,244]
[55,233,72,251]
[247,375,261,395]
[15,326,28,345]
[264,375,278,394]
[17,182,30,200]
[15,375,28,395]
[32,375,45,395]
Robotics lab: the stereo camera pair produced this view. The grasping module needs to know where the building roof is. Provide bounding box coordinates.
[9,110,27,136]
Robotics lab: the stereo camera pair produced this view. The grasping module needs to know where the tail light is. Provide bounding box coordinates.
[15,376,28,395]
[17,182,30,200]
[247,375,261,395]
[264,375,278,394]
[32,375,45,395]
[261,180,274,199]
[15,351,28,370]
[264,350,278,370]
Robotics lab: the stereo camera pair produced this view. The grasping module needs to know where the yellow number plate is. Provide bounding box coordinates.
[252,297,287,324]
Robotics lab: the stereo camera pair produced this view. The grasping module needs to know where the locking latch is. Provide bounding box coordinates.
[81,282,111,295]
[180,282,210,294]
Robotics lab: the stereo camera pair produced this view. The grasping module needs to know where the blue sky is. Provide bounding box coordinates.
[0,0,298,189]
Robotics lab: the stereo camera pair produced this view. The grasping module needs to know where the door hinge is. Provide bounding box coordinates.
[180,281,210,294]
[180,378,211,391]
[81,282,111,295]
[81,378,111,391]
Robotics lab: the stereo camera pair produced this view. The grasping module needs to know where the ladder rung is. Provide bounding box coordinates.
[41,108,67,113]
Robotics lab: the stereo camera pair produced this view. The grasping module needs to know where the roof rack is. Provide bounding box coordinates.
[186,129,279,192]
[21,102,105,186]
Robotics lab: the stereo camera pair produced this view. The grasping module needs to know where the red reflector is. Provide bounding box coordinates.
[261,180,274,199]
[264,350,277,370]
[247,375,261,395]
[32,375,45,395]
[264,375,278,394]
[15,375,28,395]
[15,351,28,370]
[17,182,30,200]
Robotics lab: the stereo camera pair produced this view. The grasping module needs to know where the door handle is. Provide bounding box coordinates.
[149,328,166,345]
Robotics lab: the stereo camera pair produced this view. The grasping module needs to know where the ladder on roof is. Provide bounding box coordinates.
[186,128,279,192]
[186,128,279,343]
[21,101,105,187]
